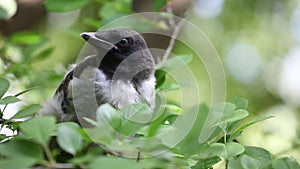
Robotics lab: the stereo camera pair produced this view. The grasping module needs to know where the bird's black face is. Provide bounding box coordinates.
[80,28,155,80]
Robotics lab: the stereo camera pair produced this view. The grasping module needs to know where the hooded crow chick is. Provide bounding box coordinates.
[38,28,156,123]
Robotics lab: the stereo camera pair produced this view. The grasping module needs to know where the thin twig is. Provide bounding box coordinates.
[166,2,176,27]
[33,163,87,169]
[2,104,8,114]
[161,19,185,62]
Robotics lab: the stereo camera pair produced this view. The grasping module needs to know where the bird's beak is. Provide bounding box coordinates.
[80,32,116,50]
[80,32,92,41]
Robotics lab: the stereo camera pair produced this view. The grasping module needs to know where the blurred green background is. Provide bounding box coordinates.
[1,0,299,163]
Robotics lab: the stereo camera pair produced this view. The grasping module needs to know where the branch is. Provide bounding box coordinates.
[166,2,176,27]
[32,163,87,169]
[161,19,185,62]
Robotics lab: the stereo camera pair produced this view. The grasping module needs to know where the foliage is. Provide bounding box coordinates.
[1,0,300,168]
[1,61,299,168]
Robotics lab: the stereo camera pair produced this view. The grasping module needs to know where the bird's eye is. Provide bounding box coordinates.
[119,38,129,47]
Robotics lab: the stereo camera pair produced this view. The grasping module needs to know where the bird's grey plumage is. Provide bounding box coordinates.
[38,28,156,123]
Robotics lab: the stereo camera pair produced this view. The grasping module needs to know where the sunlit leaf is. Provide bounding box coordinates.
[11,32,41,45]
[165,104,182,114]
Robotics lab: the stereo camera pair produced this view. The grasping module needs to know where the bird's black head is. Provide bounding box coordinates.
[80,28,155,81]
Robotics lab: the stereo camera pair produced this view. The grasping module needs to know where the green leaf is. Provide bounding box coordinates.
[240,155,259,169]
[177,104,210,153]
[165,104,182,114]
[98,0,132,19]
[0,139,43,169]
[240,146,271,169]
[83,127,113,145]
[70,153,97,165]
[230,97,248,109]
[272,157,300,169]
[119,103,152,135]
[89,157,142,169]
[11,32,42,45]
[1,96,21,104]
[83,18,101,29]
[0,156,37,169]
[156,55,193,72]
[120,103,152,123]
[216,109,249,126]
[228,159,243,169]
[0,99,5,104]
[0,139,43,159]
[0,78,10,98]
[57,122,83,155]
[44,0,91,12]
[32,47,54,62]
[244,146,271,161]
[20,116,56,146]
[0,0,17,20]
[225,142,245,158]
[96,104,122,130]
[191,156,222,169]
[209,142,245,159]
[14,86,39,97]
[229,115,273,142]
[155,69,167,89]
[10,104,42,119]
[153,0,167,11]
[84,117,100,127]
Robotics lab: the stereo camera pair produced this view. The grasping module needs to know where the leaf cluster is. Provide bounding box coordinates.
[0,56,299,169]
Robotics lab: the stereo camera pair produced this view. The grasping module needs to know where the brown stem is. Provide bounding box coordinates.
[161,19,185,62]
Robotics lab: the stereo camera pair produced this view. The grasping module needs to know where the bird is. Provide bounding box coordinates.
[38,28,156,124]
